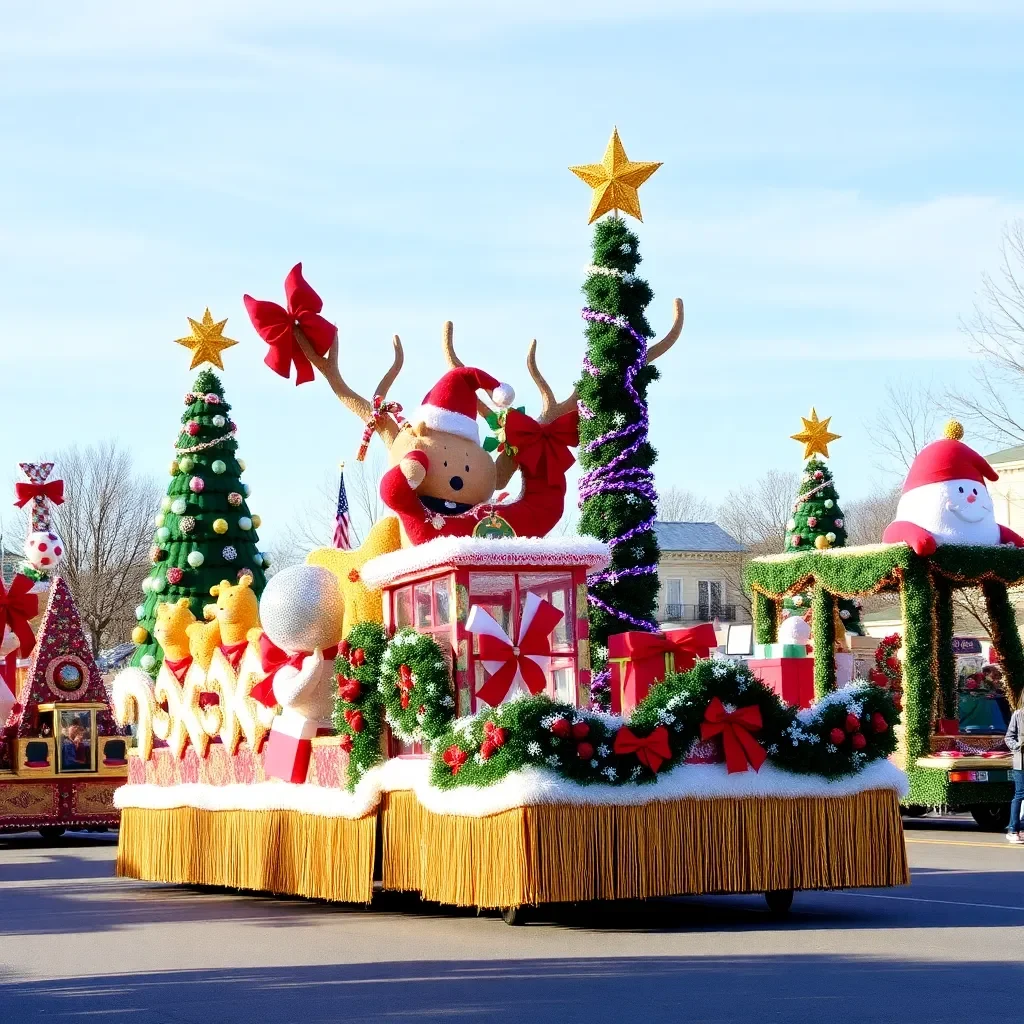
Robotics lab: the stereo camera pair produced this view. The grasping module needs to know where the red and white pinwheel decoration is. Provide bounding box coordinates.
[466,593,564,708]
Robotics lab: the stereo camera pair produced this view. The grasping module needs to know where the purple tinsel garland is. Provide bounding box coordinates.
[578,306,660,634]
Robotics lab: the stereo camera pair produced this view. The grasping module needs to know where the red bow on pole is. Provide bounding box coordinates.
[700,696,767,774]
[0,575,38,658]
[503,409,579,487]
[251,633,338,708]
[243,263,336,386]
[468,594,564,707]
[13,479,64,509]
[613,725,673,773]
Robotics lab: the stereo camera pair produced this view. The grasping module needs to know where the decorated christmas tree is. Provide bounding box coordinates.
[571,129,681,703]
[131,312,268,674]
[782,410,863,635]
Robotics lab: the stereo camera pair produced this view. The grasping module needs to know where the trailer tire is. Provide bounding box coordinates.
[501,906,525,926]
[38,826,66,841]
[970,804,1011,832]
[764,889,794,917]
[901,805,928,818]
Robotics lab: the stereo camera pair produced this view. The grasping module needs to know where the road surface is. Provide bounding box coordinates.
[1,814,1022,1022]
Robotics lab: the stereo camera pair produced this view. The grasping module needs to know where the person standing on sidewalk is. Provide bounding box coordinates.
[1005,703,1024,843]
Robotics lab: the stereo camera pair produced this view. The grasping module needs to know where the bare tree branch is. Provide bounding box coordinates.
[844,485,902,546]
[658,487,715,522]
[871,381,939,475]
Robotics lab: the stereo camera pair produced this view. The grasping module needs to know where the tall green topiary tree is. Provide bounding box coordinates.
[131,368,267,674]
[782,457,864,635]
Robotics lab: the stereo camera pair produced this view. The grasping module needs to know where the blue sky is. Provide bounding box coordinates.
[1,1,1022,549]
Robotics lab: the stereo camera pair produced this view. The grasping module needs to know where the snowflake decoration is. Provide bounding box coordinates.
[597,744,610,758]
[527,741,542,757]
[602,767,618,781]
[546,755,560,768]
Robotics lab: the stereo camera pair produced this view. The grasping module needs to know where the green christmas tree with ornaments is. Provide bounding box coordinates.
[131,311,268,674]
[782,409,863,635]
[570,129,684,704]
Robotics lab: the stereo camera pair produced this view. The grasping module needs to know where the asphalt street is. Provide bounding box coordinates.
[1,814,1022,1023]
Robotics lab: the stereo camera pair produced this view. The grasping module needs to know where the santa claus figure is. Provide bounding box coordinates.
[882,421,1024,555]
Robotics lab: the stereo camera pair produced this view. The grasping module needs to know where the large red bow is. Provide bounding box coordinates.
[503,409,579,487]
[13,479,64,509]
[613,725,673,773]
[243,263,336,386]
[700,696,767,774]
[469,595,564,707]
[0,575,38,658]
[250,633,338,708]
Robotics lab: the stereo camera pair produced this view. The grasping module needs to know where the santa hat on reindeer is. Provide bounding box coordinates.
[409,367,515,442]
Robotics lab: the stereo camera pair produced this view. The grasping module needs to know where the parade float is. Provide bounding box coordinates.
[112,131,908,921]
[746,420,1024,831]
[0,465,126,837]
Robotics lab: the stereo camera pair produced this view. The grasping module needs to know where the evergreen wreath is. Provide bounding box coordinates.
[331,621,388,789]
[868,633,903,706]
[428,660,899,789]
[378,628,456,745]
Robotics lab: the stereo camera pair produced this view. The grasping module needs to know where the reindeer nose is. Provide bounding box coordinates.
[967,493,977,504]
[449,475,464,491]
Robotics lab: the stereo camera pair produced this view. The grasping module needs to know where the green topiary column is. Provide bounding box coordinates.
[934,576,957,719]
[810,582,837,698]
[131,369,267,675]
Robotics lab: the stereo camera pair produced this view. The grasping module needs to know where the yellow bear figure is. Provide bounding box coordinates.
[186,576,261,669]
[153,598,196,664]
[307,516,401,637]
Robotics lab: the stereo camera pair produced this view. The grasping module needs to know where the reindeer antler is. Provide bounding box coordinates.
[442,321,492,419]
[292,326,404,446]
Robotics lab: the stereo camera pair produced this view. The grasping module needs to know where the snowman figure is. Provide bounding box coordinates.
[259,565,344,784]
[883,421,1024,556]
[778,614,811,648]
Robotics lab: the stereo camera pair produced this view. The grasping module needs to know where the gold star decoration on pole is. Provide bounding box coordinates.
[791,408,841,460]
[569,128,662,224]
[174,309,238,370]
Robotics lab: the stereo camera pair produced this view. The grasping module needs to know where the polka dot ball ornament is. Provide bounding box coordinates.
[167,567,184,585]
[228,492,242,507]
[186,421,200,436]
[180,516,196,534]
[222,545,237,561]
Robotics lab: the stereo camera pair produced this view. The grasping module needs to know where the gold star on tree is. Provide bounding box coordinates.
[569,128,662,224]
[174,309,238,370]
[791,409,841,460]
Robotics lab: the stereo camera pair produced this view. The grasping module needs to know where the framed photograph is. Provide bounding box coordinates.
[726,623,754,657]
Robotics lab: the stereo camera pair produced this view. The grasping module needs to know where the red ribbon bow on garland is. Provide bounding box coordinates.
[466,593,564,707]
[398,663,414,709]
[443,744,468,775]
[613,725,673,773]
[251,633,339,708]
[700,696,767,774]
[13,479,64,509]
[502,409,579,487]
[243,263,336,386]
[358,395,406,461]
[0,575,39,657]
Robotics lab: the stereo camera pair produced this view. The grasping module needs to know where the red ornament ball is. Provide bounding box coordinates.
[166,567,184,585]
[829,727,845,745]
[851,732,867,751]
[189,476,205,494]
[807,516,818,528]
[871,712,889,733]
[577,741,594,760]
[791,535,802,546]
[550,717,571,738]
[813,470,824,479]
[572,721,590,739]
[186,421,200,436]
[845,713,861,733]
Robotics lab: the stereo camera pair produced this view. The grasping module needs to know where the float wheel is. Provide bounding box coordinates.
[764,889,794,917]
[501,906,525,926]
[970,804,1011,832]
[38,826,66,841]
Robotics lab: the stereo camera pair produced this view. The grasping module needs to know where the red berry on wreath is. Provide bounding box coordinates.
[886,657,900,672]
[572,721,590,739]
[400,693,410,709]
[484,722,507,747]
[443,745,468,775]
[480,740,496,760]
[829,727,845,745]
[550,717,570,738]
[851,732,867,750]
[339,734,353,753]
[845,713,861,733]
[577,742,594,760]
[871,712,889,733]
[339,640,351,659]
[351,648,366,667]
[337,677,361,703]
[344,709,365,733]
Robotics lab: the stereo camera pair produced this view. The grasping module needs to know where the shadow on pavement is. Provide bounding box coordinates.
[2,955,1023,1023]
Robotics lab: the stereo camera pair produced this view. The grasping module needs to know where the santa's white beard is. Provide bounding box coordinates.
[894,479,1001,546]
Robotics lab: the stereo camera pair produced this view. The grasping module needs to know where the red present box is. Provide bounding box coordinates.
[263,716,318,784]
[608,624,718,715]
[748,658,814,709]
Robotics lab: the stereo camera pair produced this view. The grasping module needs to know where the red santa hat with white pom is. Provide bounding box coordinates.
[900,420,999,493]
[411,367,514,443]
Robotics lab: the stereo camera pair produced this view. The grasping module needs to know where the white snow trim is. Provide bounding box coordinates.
[360,535,611,589]
[115,756,907,820]
[410,404,479,443]
[752,542,906,564]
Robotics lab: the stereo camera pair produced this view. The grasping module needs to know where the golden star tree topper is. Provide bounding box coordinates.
[570,128,662,223]
[174,309,238,370]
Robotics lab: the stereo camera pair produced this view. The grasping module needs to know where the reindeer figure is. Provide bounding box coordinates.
[292,304,682,546]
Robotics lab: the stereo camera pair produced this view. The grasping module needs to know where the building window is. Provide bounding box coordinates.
[697,580,723,621]
[664,578,682,620]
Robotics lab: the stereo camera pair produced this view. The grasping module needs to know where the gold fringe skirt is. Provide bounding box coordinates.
[118,788,908,908]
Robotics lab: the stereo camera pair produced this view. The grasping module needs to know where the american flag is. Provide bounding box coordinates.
[332,463,352,550]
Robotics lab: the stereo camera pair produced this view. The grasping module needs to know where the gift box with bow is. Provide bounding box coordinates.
[607,623,718,715]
